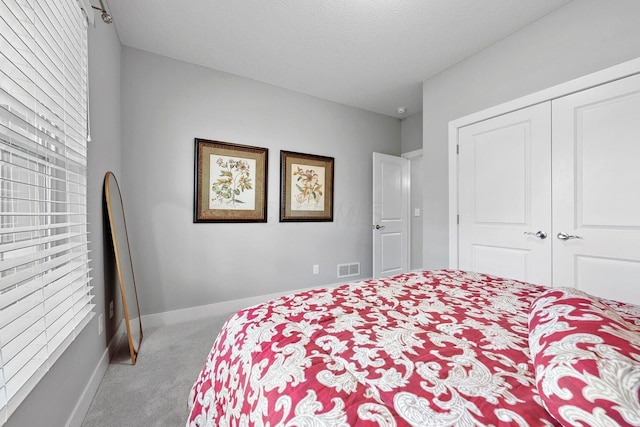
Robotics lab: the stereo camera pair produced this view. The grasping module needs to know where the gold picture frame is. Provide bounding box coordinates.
[280,150,334,222]
[194,138,268,222]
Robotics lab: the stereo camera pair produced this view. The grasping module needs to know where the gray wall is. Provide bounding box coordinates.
[120,47,401,316]
[422,0,640,269]
[401,113,422,154]
[6,18,122,427]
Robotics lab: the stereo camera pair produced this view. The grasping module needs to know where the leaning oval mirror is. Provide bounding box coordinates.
[105,171,143,364]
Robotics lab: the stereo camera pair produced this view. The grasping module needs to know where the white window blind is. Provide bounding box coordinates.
[0,0,94,423]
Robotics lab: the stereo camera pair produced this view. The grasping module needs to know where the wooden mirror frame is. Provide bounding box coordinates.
[104,171,143,364]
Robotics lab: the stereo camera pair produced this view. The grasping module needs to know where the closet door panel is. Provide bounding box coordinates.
[553,73,640,304]
[458,103,552,285]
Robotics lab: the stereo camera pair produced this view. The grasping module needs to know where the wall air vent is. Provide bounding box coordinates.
[337,262,360,279]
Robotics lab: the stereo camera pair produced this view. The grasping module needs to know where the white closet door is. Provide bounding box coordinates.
[458,103,552,285]
[553,73,640,305]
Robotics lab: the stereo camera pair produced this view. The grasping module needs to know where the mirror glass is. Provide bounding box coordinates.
[105,171,143,364]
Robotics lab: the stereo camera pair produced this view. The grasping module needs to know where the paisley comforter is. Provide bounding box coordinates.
[186,270,640,427]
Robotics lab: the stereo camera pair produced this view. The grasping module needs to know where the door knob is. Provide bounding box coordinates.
[373,224,386,230]
[557,232,583,241]
[523,230,547,240]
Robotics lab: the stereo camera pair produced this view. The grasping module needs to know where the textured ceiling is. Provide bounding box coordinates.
[105,0,572,118]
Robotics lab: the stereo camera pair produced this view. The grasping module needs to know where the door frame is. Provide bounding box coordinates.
[447,57,640,269]
[402,149,423,271]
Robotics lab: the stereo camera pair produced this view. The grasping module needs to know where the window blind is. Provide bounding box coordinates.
[0,0,94,423]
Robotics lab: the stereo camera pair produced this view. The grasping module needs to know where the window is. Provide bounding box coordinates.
[0,0,94,423]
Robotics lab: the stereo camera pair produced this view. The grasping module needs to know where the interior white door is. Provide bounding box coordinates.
[373,153,409,278]
[552,73,640,305]
[458,103,552,285]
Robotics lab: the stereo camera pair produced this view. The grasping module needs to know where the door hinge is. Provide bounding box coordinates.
[457,214,459,225]
[456,144,459,155]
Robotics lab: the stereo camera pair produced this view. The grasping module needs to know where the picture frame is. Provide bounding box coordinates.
[280,150,334,222]
[194,138,268,222]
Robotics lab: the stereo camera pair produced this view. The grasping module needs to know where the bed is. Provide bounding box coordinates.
[186,270,640,426]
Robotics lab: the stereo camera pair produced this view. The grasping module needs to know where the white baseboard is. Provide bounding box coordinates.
[65,320,125,427]
[140,279,363,329]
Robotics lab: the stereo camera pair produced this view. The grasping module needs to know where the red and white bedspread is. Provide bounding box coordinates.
[186,270,640,427]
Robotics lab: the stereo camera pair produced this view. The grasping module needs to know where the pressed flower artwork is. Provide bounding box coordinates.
[280,151,334,222]
[209,155,256,210]
[194,139,268,222]
[291,163,325,211]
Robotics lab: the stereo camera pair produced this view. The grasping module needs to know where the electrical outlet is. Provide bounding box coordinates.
[313,264,319,275]
[98,313,104,335]
[109,300,114,319]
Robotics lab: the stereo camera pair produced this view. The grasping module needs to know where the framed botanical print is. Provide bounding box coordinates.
[280,150,334,222]
[194,138,268,222]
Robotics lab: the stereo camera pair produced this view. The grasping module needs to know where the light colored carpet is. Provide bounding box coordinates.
[82,315,227,427]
